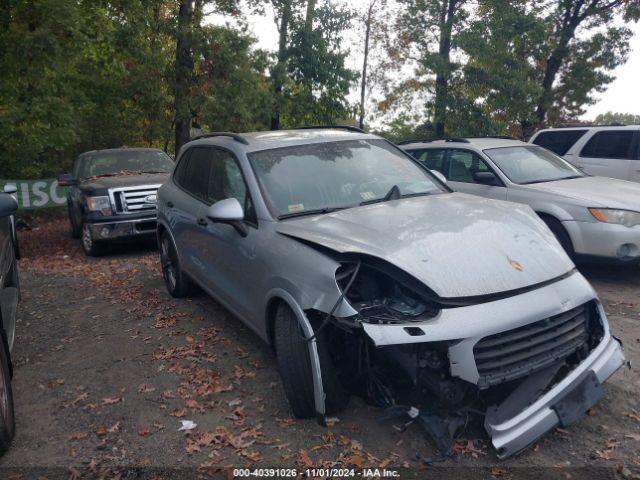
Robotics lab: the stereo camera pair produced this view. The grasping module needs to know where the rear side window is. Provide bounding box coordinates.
[447,149,492,183]
[580,131,635,159]
[408,148,446,173]
[532,130,587,155]
[175,147,212,201]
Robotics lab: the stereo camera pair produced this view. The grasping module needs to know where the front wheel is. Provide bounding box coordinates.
[541,216,574,259]
[160,232,190,298]
[274,304,349,418]
[0,335,15,454]
[81,223,104,257]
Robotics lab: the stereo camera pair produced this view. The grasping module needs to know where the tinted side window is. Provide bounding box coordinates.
[178,147,212,200]
[408,149,446,173]
[580,131,635,159]
[173,149,192,186]
[207,149,257,224]
[532,130,587,156]
[447,150,491,183]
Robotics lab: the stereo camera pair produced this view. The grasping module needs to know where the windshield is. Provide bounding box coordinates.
[248,139,443,218]
[79,150,174,178]
[483,145,584,184]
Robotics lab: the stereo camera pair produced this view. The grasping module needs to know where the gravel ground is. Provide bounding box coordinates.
[0,219,639,479]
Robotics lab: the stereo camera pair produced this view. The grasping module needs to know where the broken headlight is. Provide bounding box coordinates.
[336,261,440,323]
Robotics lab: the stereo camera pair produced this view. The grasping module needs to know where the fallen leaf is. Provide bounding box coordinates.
[101,397,122,406]
[297,449,313,468]
[96,425,107,437]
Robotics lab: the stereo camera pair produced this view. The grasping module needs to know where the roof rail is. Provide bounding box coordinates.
[464,135,515,140]
[397,137,470,145]
[552,123,627,128]
[190,132,249,145]
[293,125,366,133]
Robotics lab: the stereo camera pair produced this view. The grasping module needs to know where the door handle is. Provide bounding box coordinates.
[197,218,208,226]
[166,201,174,208]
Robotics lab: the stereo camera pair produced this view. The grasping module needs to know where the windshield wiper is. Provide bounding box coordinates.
[277,206,347,220]
[359,185,436,205]
[359,184,401,206]
[521,175,583,185]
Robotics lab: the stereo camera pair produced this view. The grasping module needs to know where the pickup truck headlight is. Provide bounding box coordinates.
[589,208,640,228]
[86,196,112,216]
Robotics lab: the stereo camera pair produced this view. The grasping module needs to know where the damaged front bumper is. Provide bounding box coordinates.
[357,271,625,458]
[486,334,624,458]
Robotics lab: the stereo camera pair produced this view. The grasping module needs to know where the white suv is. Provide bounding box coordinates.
[530,125,640,182]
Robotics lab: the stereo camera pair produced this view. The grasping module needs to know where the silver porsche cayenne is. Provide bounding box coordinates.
[156,128,624,458]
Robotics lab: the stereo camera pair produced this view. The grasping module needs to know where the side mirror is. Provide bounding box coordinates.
[206,198,248,237]
[473,171,500,186]
[57,174,77,187]
[430,170,448,184]
[3,185,17,195]
[0,193,18,217]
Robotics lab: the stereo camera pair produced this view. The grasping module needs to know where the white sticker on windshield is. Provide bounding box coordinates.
[288,203,305,213]
[360,191,376,200]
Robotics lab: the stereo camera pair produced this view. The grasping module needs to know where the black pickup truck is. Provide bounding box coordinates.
[0,191,19,454]
[58,148,173,256]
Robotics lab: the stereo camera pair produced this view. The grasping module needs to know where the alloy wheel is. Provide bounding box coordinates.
[161,236,177,291]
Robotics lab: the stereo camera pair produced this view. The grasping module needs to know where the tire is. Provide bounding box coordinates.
[69,206,81,239]
[81,222,104,257]
[274,304,349,418]
[159,232,190,298]
[0,333,15,455]
[541,216,574,258]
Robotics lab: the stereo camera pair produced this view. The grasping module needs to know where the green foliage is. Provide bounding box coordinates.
[196,26,273,131]
[279,0,358,127]
[594,111,640,125]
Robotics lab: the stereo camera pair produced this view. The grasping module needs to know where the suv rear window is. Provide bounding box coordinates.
[532,130,587,156]
[580,130,636,159]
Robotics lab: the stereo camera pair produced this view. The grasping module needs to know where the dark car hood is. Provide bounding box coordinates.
[79,173,169,194]
[276,193,575,298]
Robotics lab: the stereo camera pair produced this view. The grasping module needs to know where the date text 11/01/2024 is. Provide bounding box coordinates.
[232,468,400,477]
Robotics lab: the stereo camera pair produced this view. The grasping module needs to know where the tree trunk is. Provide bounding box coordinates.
[359,0,376,130]
[174,0,194,155]
[270,0,293,130]
[433,0,457,137]
[534,0,584,126]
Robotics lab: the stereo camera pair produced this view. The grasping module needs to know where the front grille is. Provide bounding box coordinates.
[474,304,591,388]
[109,185,161,215]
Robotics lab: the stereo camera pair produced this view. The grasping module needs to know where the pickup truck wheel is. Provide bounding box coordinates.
[160,232,190,298]
[0,335,15,454]
[274,304,349,418]
[81,223,104,257]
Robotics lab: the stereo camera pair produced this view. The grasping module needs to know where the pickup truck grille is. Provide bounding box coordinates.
[474,304,590,388]
[109,185,161,215]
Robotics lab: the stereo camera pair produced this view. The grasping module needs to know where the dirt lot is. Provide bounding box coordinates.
[0,218,639,479]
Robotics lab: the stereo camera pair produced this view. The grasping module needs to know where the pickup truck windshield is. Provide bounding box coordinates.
[80,150,174,179]
[484,145,584,184]
[248,139,443,218]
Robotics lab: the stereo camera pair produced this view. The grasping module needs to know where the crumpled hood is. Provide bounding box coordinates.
[276,193,574,298]
[525,176,640,209]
